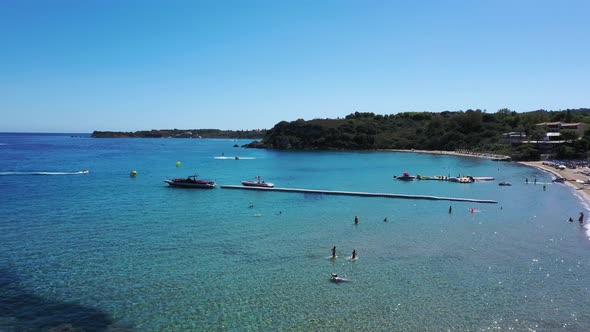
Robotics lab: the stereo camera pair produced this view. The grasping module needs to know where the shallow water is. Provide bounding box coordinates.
[1,133,589,331]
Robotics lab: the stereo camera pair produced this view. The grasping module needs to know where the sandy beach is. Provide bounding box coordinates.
[517,161,590,202]
[385,149,509,160]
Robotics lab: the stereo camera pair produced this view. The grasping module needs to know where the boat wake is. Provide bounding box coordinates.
[214,156,256,160]
[0,170,89,176]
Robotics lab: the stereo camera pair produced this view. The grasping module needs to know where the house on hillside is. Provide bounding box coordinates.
[536,122,589,140]
[501,132,527,143]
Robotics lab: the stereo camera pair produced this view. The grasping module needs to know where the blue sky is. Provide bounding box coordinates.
[1,0,588,133]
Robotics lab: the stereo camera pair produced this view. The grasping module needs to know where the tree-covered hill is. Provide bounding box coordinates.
[249,109,590,160]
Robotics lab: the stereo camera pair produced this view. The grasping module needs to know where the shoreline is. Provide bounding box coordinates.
[384,149,509,160]
[517,161,590,204]
[387,149,590,205]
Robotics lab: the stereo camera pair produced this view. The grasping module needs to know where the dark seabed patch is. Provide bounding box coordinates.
[0,269,133,331]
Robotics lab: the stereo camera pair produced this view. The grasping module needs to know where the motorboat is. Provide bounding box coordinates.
[394,172,416,181]
[241,176,274,188]
[164,175,216,189]
[498,181,512,186]
[552,177,567,183]
[456,176,474,183]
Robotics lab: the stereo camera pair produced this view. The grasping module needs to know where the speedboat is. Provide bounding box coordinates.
[241,176,274,188]
[394,172,416,181]
[164,175,216,189]
[552,177,567,183]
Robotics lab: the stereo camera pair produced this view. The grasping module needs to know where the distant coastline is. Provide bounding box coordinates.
[91,129,266,139]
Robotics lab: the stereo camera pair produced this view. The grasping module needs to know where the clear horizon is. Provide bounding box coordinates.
[1,0,589,133]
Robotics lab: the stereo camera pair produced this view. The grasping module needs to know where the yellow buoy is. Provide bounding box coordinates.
[130,170,137,177]
[176,161,181,167]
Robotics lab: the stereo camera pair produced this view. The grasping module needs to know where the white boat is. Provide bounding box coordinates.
[241,176,274,188]
[164,175,217,189]
[472,176,494,181]
[448,176,474,183]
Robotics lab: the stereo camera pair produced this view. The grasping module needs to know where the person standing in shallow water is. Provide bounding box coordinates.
[354,216,359,225]
[579,212,584,225]
[331,246,336,259]
[448,206,452,214]
[352,249,357,260]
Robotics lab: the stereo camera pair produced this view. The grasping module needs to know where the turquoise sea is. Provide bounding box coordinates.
[1,133,590,331]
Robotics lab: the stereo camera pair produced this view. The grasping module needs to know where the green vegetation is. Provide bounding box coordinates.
[251,108,590,160]
[92,128,265,139]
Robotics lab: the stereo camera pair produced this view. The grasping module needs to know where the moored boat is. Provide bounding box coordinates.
[394,172,416,181]
[498,181,512,186]
[164,175,217,188]
[472,176,495,181]
[241,176,274,188]
[457,176,474,183]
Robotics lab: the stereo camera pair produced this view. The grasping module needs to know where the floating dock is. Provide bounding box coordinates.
[220,185,498,204]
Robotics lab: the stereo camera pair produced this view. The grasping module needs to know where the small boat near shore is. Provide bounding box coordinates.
[394,172,416,181]
[448,176,474,183]
[241,176,274,188]
[415,175,494,182]
[164,175,217,188]
[416,175,448,180]
[472,176,495,181]
[498,181,512,186]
